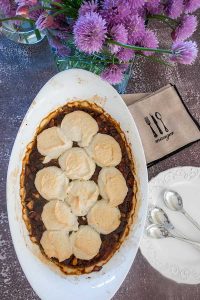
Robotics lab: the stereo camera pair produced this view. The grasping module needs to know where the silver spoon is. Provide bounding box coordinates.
[148,206,186,237]
[148,207,200,251]
[163,190,200,232]
[146,224,200,248]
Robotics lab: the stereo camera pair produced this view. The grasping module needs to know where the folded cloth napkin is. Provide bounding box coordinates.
[122,84,200,166]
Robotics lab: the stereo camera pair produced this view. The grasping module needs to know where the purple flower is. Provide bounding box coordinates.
[101,0,131,25]
[29,7,44,21]
[145,0,163,14]
[0,0,16,17]
[15,0,37,5]
[0,0,11,16]
[48,36,61,49]
[36,12,56,30]
[170,41,198,64]
[52,14,72,31]
[101,64,124,84]
[137,6,146,18]
[47,34,71,57]
[184,0,200,13]
[128,0,145,10]
[165,0,184,19]
[116,48,135,62]
[73,12,107,54]
[56,46,71,57]
[120,63,129,72]
[139,29,159,56]
[109,24,128,54]
[16,5,29,17]
[54,30,70,40]
[172,15,197,41]
[79,0,98,16]
[125,14,145,44]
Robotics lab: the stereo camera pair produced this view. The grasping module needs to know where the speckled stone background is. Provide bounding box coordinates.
[0,14,200,300]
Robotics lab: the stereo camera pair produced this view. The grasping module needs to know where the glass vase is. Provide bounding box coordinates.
[1,20,45,45]
[48,33,132,94]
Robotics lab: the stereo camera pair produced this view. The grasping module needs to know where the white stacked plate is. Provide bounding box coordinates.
[140,166,200,284]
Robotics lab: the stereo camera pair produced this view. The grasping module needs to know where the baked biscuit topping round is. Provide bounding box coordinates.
[61,110,98,147]
[41,200,78,231]
[70,225,102,260]
[34,166,69,201]
[98,167,128,206]
[37,126,72,163]
[40,231,72,262]
[58,148,96,180]
[66,180,99,216]
[86,133,122,167]
[87,199,121,234]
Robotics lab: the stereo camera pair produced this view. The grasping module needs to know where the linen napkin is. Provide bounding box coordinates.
[122,84,200,165]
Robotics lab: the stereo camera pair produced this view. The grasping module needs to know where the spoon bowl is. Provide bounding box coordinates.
[148,206,173,230]
[163,190,183,211]
[146,224,170,239]
[163,189,200,231]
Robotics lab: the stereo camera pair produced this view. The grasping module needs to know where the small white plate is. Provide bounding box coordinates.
[140,166,200,284]
[7,69,148,300]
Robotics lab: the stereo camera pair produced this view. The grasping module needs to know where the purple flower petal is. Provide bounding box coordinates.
[172,15,197,41]
[15,0,38,5]
[116,48,135,62]
[56,46,71,57]
[101,64,124,84]
[48,35,63,49]
[109,24,128,54]
[125,13,145,44]
[0,0,16,17]
[140,29,159,56]
[36,12,56,30]
[145,0,163,14]
[165,0,184,19]
[120,63,129,72]
[16,5,29,17]
[101,0,132,25]
[79,0,98,16]
[127,0,145,10]
[73,12,107,54]
[28,6,44,21]
[170,40,198,64]
[184,0,200,13]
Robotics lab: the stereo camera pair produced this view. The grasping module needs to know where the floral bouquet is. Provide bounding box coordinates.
[0,0,200,89]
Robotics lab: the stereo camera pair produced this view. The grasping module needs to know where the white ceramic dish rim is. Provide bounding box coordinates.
[7,69,148,300]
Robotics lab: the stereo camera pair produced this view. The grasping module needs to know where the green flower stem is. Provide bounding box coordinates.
[57,57,115,64]
[51,2,66,8]
[34,29,42,41]
[29,5,59,11]
[0,16,35,25]
[161,20,175,30]
[147,14,178,25]
[136,53,173,67]
[107,39,173,54]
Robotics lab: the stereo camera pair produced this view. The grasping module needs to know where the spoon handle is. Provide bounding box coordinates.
[181,209,200,231]
[173,229,188,239]
[172,230,200,251]
[171,235,200,248]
